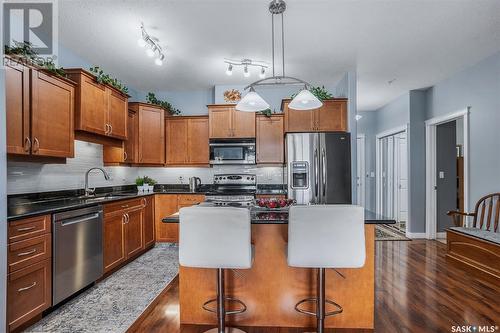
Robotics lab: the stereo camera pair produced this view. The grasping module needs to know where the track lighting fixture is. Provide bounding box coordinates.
[223,58,268,78]
[138,23,166,66]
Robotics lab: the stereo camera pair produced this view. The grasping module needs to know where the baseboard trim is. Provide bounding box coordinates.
[406,232,427,239]
[436,232,447,238]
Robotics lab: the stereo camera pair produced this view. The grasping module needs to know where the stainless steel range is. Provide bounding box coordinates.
[205,174,256,206]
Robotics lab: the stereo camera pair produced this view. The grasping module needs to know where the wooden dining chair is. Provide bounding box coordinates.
[447,193,500,231]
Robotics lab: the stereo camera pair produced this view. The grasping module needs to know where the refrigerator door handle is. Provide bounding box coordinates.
[314,148,319,202]
[322,148,327,199]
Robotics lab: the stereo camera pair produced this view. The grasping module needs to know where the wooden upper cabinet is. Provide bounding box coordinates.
[316,100,347,131]
[5,57,75,158]
[66,68,129,141]
[187,117,209,165]
[256,114,284,164]
[165,116,209,166]
[130,103,165,165]
[232,108,256,138]
[283,100,315,132]
[6,60,30,155]
[31,70,75,158]
[208,104,256,138]
[283,98,348,133]
[166,118,188,165]
[124,110,138,163]
[208,105,232,138]
[107,90,128,140]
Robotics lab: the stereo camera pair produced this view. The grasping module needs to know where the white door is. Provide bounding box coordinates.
[356,136,366,207]
[396,133,408,223]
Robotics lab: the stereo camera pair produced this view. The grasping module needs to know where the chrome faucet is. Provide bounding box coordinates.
[84,167,111,197]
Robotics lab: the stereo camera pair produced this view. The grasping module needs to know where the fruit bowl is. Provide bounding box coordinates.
[254,198,295,210]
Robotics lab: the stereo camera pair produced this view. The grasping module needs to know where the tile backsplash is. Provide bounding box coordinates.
[7,141,286,195]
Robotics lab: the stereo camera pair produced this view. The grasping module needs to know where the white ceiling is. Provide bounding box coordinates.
[59,0,500,111]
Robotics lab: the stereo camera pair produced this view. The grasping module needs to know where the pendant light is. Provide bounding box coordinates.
[235,0,322,112]
[289,88,323,110]
[235,88,270,112]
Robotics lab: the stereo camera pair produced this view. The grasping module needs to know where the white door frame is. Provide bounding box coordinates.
[356,134,366,207]
[376,125,408,217]
[425,108,470,239]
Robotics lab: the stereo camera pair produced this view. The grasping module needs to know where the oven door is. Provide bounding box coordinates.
[209,140,256,165]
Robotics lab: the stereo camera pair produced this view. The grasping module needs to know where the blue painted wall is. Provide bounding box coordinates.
[426,51,500,208]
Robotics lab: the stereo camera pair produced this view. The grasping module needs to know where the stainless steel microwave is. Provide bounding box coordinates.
[209,139,256,165]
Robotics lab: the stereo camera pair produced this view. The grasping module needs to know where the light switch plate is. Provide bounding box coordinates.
[439,171,445,179]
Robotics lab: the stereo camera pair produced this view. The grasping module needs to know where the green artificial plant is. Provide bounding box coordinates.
[89,66,129,95]
[146,92,181,115]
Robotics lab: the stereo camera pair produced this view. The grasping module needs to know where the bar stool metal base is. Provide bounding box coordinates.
[294,268,343,333]
[203,328,247,333]
[202,268,247,333]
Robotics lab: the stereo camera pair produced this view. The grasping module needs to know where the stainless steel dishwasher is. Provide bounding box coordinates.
[53,205,103,305]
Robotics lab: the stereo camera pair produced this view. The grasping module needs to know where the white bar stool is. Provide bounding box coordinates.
[288,205,366,333]
[179,206,252,333]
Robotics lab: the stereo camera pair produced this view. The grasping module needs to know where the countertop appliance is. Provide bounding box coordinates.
[205,174,256,206]
[189,177,202,192]
[53,205,103,305]
[209,139,256,165]
[286,132,351,205]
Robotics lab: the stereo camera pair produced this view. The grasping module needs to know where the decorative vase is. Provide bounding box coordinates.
[137,185,145,192]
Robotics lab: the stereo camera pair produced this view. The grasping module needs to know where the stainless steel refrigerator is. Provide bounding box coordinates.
[286,132,351,205]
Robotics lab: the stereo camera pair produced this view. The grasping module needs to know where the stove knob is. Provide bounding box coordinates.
[246,177,250,180]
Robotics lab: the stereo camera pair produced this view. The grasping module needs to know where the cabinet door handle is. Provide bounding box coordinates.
[141,198,147,206]
[125,213,130,223]
[33,137,40,153]
[122,214,126,224]
[109,124,113,134]
[18,282,37,292]
[24,137,31,152]
[17,226,35,232]
[17,248,37,257]
[124,151,128,161]
[104,124,109,134]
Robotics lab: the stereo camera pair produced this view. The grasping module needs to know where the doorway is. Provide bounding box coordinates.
[425,109,469,240]
[376,126,408,234]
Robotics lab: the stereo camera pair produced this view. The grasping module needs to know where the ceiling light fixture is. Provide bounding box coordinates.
[224,58,268,78]
[138,23,166,66]
[235,0,322,112]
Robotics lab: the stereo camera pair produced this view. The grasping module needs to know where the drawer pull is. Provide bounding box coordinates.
[17,226,36,232]
[17,249,37,257]
[18,282,37,292]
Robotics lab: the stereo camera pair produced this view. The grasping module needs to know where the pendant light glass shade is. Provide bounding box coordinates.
[289,89,323,110]
[235,91,270,112]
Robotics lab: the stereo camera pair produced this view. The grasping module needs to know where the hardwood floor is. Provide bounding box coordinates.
[128,240,500,333]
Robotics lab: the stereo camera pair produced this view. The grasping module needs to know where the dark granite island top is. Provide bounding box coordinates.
[162,204,396,224]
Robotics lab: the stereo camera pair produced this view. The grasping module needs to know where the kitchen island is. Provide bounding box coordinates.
[163,206,393,329]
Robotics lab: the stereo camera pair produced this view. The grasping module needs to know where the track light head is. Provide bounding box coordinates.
[243,65,250,77]
[226,64,233,76]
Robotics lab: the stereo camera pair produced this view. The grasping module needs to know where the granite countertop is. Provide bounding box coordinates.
[7,183,289,221]
[162,204,396,225]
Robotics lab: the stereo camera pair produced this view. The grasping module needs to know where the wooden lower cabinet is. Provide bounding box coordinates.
[103,197,154,274]
[7,213,52,332]
[155,194,205,242]
[103,211,127,273]
[125,206,144,259]
[8,259,52,332]
[154,195,179,242]
[143,196,155,248]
